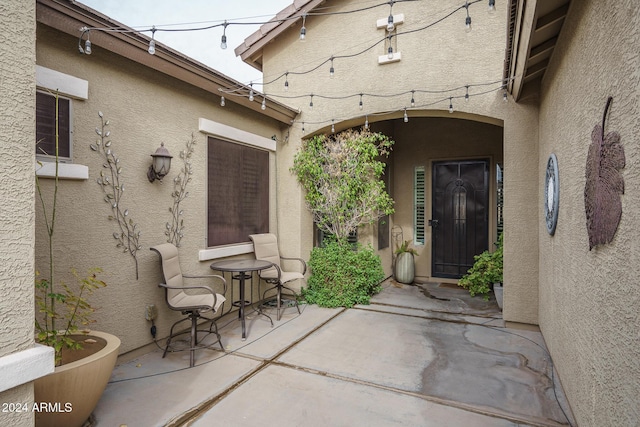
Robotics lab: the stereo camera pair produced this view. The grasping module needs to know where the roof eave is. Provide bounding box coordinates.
[234,0,326,71]
[36,0,298,124]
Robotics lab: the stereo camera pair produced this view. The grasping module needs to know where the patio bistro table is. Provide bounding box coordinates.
[209,259,274,340]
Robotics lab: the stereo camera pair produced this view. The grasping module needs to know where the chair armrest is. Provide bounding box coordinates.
[279,257,307,275]
[158,282,224,309]
[182,273,227,295]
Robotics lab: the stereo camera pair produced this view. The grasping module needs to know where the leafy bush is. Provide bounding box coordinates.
[458,233,503,300]
[302,241,384,308]
[290,129,394,241]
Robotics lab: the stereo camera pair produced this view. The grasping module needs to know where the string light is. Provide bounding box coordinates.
[503,87,508,102]
[84,33,92,55]
[449,97,454,113]
[387,35,394,59]
[220,21,228,50]
[488,0,496,14]
[403,107,408,122]
[148,26,156,55]
[78,27,91,55]
[249,83,254,102]
[329,57,335,78]
[220,96,225,107]
[359,94,364,110]
[465,85,470,102]
[387,1,395,32]
[261,97,267,110]
[284,72,289,91]
[331,119,335,133]
[464,1,472,32]
[288,79,513,130]
[79,0,490,88]
[309,94,314,110]
[300,13,307,41]
[410,90,415,107]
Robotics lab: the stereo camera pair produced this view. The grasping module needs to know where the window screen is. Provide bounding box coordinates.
[207,137,269,247]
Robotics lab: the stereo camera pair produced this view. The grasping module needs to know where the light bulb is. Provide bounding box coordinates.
[284,80,289,91]
[388,46,394,60]
[387,15,394,32]
[84,39,92,55]
[488,0,496,14]
[300,14,307,41]
[331,121,335,133]
[302,122,305,132]
[149,27,156,55]
[465,86,470,102]
[330,66,334,78]
[309,96,314,110]
[221,22,228,49]
[220,96,225,107]
[359,95,363,110]
[403,108,408,123]
[261,98,266,110]
[465,16,472,32]
[249,86,254,102]
[410,91,415,108]
[503,91,508,102]
[449,98,454,113]
[365,115,369,129]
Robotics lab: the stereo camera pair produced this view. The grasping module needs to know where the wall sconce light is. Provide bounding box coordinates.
[147,142,172,182]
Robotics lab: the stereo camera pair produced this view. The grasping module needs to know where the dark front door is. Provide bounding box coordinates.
[431,160,489,278]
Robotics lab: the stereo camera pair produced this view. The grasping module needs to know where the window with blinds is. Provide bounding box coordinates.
[36,91,71,159]
[414,166,425,245]
[207,137,269,247]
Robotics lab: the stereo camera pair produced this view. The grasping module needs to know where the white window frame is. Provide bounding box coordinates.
[197,118,276,260]
[35,66,89,180]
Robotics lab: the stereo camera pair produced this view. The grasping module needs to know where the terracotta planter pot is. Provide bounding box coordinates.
[394,252,415,284]
[34,331,120,427]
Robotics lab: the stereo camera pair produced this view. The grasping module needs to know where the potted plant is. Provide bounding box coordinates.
[394,240,419,284]
[458,233,503,304]
[34,95,120,427]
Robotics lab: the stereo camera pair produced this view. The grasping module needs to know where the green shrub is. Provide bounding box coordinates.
[302,241,384,308]
[458,233,503,300]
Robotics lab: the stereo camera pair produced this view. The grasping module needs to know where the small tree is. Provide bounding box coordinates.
[291,128,394,307]
[291,129,394,241]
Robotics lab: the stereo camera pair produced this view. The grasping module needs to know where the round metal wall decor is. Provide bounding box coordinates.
[544,153,559,235]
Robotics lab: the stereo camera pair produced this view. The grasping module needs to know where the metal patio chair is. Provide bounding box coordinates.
[249,233,306,320]
[150,243,226,367]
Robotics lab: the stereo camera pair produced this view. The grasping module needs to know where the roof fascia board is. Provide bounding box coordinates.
[36,0,298,124]
[508,0,538,101]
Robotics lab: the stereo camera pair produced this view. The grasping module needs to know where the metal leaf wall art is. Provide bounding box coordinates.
[90,112,142,278]
[584,97,625,250]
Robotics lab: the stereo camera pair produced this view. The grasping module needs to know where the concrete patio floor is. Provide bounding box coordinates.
[93,280,576,427]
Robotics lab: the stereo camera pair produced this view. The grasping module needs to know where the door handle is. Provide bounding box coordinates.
[428,219,439,227]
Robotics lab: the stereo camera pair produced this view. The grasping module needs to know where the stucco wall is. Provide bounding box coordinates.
[0,0,36,425]
[537,1,640,425]
[258,0,539,322]
[35,25,286,355]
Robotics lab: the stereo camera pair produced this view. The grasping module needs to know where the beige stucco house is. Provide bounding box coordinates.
[0,0,638,426]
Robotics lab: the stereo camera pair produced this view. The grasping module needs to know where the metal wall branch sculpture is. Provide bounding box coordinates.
[90,112,142,278]
[584,97,625,250]
[166,134,196,247]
